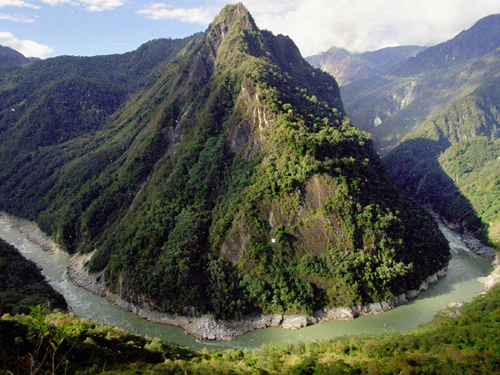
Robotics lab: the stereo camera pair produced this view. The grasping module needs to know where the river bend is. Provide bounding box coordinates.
[0,218,492,351]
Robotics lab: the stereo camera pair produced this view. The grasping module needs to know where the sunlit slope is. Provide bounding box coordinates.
[385,78,500,248]
[342,14,500,153]
[306,45,423,86]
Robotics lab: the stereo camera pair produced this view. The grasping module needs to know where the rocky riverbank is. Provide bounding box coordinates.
[101,267,446,341]
[0,212,66,257]
[434,212,500,295]
[461,233,499,263]
[1,211,495,341]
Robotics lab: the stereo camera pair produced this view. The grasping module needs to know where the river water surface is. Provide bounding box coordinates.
[0,218,493,351]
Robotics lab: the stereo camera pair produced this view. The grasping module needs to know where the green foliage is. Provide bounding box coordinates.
[342,16,500,152]
[438,137,500,244]
[1,307,195,374]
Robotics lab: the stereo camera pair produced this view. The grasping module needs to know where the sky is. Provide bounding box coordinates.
[1,0,499,59]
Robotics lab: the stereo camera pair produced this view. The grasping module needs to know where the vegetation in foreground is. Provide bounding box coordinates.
[1,284,499,374]
[0,200,498,374]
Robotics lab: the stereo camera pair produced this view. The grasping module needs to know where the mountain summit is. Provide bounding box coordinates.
[0,4,449,324]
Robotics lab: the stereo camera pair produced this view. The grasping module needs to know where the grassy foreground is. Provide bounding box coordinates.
[1,283,499,374]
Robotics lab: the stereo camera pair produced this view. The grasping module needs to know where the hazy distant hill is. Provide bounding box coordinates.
[306,45,423,86]
[0,4,448,319]
[342,14,500,153]
[0,45,32,65]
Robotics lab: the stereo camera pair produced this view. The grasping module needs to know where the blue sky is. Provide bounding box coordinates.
[1,0,499,59]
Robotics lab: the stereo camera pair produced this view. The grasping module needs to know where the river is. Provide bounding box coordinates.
[0,218,493,351]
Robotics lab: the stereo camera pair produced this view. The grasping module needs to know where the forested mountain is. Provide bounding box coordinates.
[0,4,449,319]
[306,45,423,86]
[341,13,500,153]
[385,78,500,247]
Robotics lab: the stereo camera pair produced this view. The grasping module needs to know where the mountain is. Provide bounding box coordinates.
[0,45,38,77]
[385,78,500,247]
[0,4,449,319]
[306,45,423,86]
[341,13,500,153]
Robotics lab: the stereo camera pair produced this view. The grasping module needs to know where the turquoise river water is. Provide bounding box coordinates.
[0,218,493,351]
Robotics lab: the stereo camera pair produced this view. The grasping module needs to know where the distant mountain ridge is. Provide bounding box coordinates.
[335,13,500,248]
[393,13,500,76]
[306,45,423,86]
[0,45,31,64]
[342,13,500,153]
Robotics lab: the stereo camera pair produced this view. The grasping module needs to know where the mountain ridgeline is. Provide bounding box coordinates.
[306,45,424,86]
[0,4,449,319]
[329,13,500,249]
[342,13,500,153]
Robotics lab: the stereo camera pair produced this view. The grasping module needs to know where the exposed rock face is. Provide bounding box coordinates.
[68,251,106,296]
[462,234,498,263]
[101,265,448,341]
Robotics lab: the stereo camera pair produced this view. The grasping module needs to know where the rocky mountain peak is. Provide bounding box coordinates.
[205,3,257,51]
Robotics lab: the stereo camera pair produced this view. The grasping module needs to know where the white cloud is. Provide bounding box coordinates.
[137,3,213,24]
[41,0,124,11]
[0,12,36,22]
[0,31,53,58]
[245,0,500,56]
[40,0,72,5]
[0,0,40,8]
[78,0,123,11]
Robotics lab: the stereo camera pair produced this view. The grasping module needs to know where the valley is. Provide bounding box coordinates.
[1,3,500,374]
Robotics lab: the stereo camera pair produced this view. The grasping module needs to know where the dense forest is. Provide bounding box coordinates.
[336,13,500,250]
[0,4,450,319]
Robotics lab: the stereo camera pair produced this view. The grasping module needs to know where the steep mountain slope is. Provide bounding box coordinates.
[385,78,500,247]
[0,36,195,219]
[0,4,449,319]
[306,45,423,86]
[342,14,500,152]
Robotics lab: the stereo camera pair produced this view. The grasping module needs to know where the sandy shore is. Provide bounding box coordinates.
[2,211,497,341]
